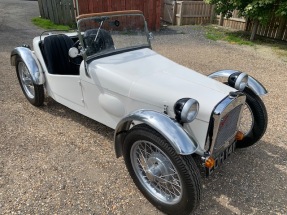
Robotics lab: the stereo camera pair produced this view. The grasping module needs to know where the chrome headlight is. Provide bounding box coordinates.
[174,98,199,123]
[228,72,248,91]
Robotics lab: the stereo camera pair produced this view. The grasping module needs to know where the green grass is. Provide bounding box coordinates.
[32,17,70,30]
[205,25,254,46]
[205,24,287,60]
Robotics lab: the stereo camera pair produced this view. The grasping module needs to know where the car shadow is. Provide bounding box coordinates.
[195,140,287,214]
[38,98,286,214]
[39,97,114,142]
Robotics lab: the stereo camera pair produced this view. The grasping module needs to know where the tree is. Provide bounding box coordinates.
[205,0,287,40]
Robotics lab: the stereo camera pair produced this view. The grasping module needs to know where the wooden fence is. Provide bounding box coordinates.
[37,0,287,41]
[215,10,246,30]
[76,0,161,31]
[162,1,214,25]
[246,17,287,41]
[162,0,176,24]
[176,1,214,25]
[215,11,287,41]
[38,0,76,26]
[162,1,287,41]
[38,0,161,30]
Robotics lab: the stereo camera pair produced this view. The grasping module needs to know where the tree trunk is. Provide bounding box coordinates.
[275,18,287,40]
[219,13,224,26]
[245,18,250,31]
[250,19,259,41]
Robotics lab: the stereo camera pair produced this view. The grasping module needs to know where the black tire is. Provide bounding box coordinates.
[123,124,202,215]
[236,87,268,148]
[16,58,44,106]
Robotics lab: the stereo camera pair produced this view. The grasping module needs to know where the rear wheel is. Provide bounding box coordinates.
[237,87,268,148]
[16,59,44,106]
[123,124,201,215]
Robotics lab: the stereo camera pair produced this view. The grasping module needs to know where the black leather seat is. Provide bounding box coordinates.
[84,29,115,56]
[43,34,79,75]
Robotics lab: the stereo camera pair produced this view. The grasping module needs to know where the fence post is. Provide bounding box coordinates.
[52,0,59,24]
[42,0,49,19]
[38,0,44,18]
[74,0,79,17]
[156,0,161,31]
[219,13,224,26]
[178,1,183,26]
[172,1,177,25]
[276,18,287,40]
[210,5,215,23]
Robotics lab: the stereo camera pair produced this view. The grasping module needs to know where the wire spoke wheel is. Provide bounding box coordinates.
[239,103,254,136]
[123,125,201,215]
[16,58,44,106]
[18,62,35,99]
[130,140,183,204]
[236,88,268,148]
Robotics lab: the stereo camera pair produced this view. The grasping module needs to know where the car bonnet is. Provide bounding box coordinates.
[88,48,236,122]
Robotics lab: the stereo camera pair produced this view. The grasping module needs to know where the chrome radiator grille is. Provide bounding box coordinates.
[207,93,246,155]
[214,105,242,151]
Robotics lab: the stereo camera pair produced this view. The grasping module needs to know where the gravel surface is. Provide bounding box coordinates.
[0,0,287,214]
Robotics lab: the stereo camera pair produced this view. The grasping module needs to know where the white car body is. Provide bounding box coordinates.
[32,36,235,154]
[11,10,268,214]
[10,9,267,158]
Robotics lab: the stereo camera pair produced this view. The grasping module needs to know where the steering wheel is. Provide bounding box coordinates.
[73,40,80,49]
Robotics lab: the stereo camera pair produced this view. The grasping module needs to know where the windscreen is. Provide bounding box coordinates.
[78,14,149,58]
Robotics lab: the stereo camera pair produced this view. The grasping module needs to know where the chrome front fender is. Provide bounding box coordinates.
[11,47,45,85]
[208,70,267,96]
[114,110,198,158]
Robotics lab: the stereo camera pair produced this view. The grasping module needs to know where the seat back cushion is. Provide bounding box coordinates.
[43,34,79,75]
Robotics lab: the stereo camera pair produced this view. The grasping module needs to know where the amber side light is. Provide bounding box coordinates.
[235,131,244,141]
[205,157,215,168]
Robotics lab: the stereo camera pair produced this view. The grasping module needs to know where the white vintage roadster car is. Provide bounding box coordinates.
[11,10,268,215]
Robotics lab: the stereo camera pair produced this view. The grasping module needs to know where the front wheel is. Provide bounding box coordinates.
[16,59,44,106]
[237,87,268,148]
[123,124,202,215]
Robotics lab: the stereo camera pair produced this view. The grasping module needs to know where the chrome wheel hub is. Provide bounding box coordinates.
[18,62,35,99]
[130,140,183,205]
[145,153,172,183]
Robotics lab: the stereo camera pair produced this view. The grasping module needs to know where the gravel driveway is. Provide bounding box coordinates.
[0,0,286,214]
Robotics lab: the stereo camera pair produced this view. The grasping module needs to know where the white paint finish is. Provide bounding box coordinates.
[130,71,226,122]
[88,49,156,96]
[184,119,209,153]
[99,94,125,117]
[85,48,235,147]
[88,48,234,122]
[45,73,84,107]
[80,80,126,128]
[31,35,236,152]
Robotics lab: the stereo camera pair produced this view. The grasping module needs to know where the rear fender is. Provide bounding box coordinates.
[11,47,45,85]
[114,110,198,158]
[208,70,267,96]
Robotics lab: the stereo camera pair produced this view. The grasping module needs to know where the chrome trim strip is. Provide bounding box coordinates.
[208,93,246,155]
[208,69,268,96]
[11,47,45,85]
[114,110,198,157]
